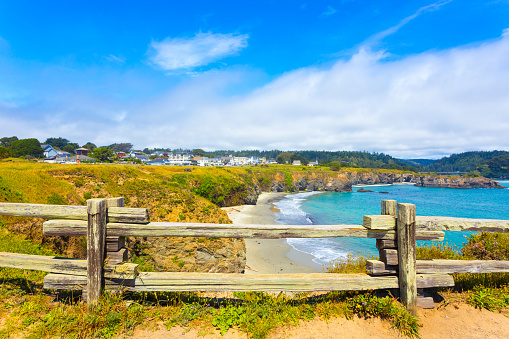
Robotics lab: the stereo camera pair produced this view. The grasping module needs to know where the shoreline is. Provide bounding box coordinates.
[224,192,322,274]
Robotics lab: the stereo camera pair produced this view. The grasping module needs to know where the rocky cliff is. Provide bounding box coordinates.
[414,176,505,189]
[263,170,505,194]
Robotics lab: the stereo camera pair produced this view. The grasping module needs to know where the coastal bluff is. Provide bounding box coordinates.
[264,171,505,195]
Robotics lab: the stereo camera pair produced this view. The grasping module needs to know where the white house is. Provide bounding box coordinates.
[193,156,210,166]
[41,144,58,158]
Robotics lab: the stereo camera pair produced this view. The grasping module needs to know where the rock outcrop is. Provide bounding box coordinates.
[128,237,246,273]
[415,176,505,189]
[265,170,505,194]
[242,185,260,205]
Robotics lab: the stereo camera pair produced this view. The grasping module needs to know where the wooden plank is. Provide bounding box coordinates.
[105,248,128,264]
[366,259,398,275]
[0,203,149,224]
[363,215,397,230]
[106,198,126,264]
[415,259,509,274]
[359,215,509,233]
[376,201,398,257]
[0,252,138,279]
[381,200,397,216]
[417,296,435,309]
[397,203,417,315]
[416,274,454,288]
[379,249,398,265]
[107,198,124,208]
[87,199,107,305]
[43,272,455,292]
[106,237,126,252]
[368,259,509,275]
[416,216,509,232]
[376,239,397,250]
[42,220,445,241]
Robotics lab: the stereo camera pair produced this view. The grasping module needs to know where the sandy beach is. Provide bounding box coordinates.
[223,192,322,274]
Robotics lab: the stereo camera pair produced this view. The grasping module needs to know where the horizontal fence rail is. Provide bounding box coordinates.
[42,220,445,240]
[366,259,509,275]
[364,215,509,232]
[0,203,149,224]
[43,272,455,292]
[0,252,138,279]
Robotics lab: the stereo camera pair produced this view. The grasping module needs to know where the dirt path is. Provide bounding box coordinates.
[128,302,509,339]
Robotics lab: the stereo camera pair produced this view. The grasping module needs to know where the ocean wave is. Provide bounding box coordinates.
[287,238,350,266]
[274,192,350,264]
[274,192,322,225]
[352,184,393,187]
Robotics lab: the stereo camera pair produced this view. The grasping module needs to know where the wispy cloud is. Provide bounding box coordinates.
[104,54,126,63]
[364,0,452,46]
[148,32,248,71]
[322,6,337,16]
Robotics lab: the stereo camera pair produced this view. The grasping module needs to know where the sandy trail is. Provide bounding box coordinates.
[130,303,509,339]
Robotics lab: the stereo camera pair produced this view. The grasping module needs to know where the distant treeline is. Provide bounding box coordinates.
[3,135,508,178]
[422,151,508,173]
[418,150,509,179]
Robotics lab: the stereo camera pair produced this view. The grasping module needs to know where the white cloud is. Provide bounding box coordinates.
[134,29,509,158]
[322,6,337,16]
[148,32,248,71]
[2,29,509,159]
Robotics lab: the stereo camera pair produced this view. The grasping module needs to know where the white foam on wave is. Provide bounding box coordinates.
[274,192,322,225]
[287,238,350,266]
[274,192,350,265]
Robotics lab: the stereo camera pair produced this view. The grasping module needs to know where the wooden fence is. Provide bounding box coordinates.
[0,198,508,314]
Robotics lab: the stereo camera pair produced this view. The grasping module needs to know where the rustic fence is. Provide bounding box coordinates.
[0,198,508,314]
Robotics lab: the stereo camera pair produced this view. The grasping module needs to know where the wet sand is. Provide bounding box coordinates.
[223,193,322,274]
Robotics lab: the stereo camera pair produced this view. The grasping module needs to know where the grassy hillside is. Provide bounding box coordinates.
[0,161,247,272]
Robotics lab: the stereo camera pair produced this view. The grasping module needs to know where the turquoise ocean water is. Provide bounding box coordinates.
[274,180,509,266]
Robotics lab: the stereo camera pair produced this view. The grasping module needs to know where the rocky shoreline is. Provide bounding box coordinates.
[263,171,505,198]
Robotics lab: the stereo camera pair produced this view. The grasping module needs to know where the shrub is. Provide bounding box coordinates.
[416,242,462,260]
[326,253,375,273]
[462,232,509,260]
[46,192,66,205]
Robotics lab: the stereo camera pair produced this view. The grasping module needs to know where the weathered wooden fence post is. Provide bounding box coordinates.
[381,200,397,217]
[87,198,107,306]
[397,203,417,315]
[376,200,398,263]
[106,197,127,264]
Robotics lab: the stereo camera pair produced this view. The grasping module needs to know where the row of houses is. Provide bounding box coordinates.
[146,155,276,166]
[43,145,319,167]
[42,145,97,163]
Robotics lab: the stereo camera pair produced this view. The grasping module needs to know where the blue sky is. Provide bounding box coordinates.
[1,0,509,158]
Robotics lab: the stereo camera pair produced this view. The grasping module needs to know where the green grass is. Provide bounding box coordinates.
[415,234,509,312]
[0,227,507,338]
[325,253,376,273]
